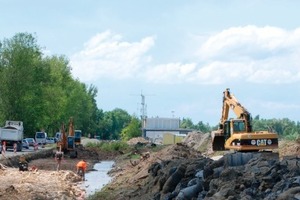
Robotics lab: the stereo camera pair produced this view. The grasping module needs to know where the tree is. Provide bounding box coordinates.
[195,121,211,133]
[120,116,141,141]
[0,33,101,137]
[180,118,194,129]
[0,33,49,133]
[99,109,131,140]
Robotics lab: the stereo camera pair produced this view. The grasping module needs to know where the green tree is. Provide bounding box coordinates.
[120,116,141,141]
[180,118,194,129]
[195,121,211,133]
[99,109,131,140]
[0,33,101,137]
[0,33,50,134]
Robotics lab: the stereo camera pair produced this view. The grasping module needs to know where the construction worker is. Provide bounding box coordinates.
[76,159,87,180]
[55,146,64,171]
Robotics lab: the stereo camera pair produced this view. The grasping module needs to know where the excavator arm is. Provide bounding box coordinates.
[220,88,252,132]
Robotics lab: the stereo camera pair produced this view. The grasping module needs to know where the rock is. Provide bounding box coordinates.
[162,164,186,194]
[176,179,203,200]
[277,186,300,200]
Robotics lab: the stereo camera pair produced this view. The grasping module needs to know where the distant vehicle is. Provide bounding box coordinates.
[46,137,55,144]
[35,132,47,145]
[25,138,36,146]
[55,132,61,142]
[22,139,29,149]
[95,136,100,140]
[0,121,24,151]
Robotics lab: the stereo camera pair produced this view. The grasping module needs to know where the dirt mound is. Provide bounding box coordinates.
[93,137,300,200]
[202,152,300,200]
[0,142,121,200]
[0,167,84,200]
[127,137,150,145]
[182,131,213,155]
[102,143,207,200]
[279,140,300,158]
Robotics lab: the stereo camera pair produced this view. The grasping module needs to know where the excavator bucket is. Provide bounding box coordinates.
[211,131,226,151]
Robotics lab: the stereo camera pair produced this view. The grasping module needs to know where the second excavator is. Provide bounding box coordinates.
[56,117,78,158]
[212,88,278,152]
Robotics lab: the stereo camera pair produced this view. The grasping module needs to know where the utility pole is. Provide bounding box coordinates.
[131,91,155,137]
[140,93,147,130]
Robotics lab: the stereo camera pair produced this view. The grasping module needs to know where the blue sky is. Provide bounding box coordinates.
[1,1,300,125]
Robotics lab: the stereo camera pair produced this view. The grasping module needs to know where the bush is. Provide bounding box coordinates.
[86,141,130,152]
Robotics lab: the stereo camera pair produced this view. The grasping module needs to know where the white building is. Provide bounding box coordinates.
[143,117,192,144]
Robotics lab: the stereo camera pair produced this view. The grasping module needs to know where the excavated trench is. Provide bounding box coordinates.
[0,148,54,167]
[0,145,118,199]
[81,160,115,197]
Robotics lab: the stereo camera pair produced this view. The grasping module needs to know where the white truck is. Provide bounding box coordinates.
[0,121,24,151]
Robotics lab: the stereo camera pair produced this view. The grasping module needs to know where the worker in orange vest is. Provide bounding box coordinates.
[76,159,87,180]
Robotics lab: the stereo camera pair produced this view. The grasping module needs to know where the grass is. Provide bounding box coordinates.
[85,140,130,153]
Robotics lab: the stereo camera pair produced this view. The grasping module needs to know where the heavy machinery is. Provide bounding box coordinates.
[56,117,78,158]
[74,130,82,147]
[212,88,278,152]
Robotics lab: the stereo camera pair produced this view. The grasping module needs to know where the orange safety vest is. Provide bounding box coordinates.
[76,161,87,171]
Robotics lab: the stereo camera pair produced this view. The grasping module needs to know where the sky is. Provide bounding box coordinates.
[1,0,300,125]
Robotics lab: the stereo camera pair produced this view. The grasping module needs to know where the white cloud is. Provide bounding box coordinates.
[70,30,154,81]
[143,63,197,83]
[70,26,300,85]
[143,26,300,84]
[193,25,300,84]
[198,26,291,60]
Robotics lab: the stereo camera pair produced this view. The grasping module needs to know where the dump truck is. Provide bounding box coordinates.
[212,88,278,151]
[0,121,24,151]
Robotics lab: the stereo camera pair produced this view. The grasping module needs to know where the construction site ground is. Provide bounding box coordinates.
[0,135,300,200]
[0,138,119,200]
[91,133,300,200]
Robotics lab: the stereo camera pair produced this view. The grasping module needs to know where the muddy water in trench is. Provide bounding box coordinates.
[81,161,114,197]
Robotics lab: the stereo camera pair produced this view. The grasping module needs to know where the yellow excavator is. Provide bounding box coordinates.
[212,88,278,152]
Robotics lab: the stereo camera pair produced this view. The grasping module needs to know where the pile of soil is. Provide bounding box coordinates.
[94,132,300,200]
[0,164,84,200]
[127,137,150,145]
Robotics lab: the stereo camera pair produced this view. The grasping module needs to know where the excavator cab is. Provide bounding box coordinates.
[212,120,245,151]
[74,130,82,147]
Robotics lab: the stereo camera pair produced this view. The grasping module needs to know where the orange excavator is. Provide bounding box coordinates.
[57,117,78,158]
[212,88,278,152]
